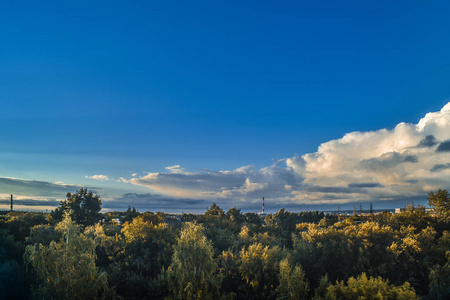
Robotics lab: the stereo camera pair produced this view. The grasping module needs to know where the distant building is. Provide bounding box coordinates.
[395,208,403,214]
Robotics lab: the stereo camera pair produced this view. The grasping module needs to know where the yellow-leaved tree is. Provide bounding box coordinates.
[167,222,221,300]
[24,213,116,300]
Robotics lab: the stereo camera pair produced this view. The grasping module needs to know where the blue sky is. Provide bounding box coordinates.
[1,1,450,213]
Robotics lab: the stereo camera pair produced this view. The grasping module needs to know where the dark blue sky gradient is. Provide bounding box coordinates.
[1,1,450,211]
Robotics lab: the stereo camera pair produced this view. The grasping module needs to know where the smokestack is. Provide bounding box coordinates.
[10,194,13,211]
[262,197,265,215]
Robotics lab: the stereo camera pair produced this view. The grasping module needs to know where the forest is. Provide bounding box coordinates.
[1,188,450,300]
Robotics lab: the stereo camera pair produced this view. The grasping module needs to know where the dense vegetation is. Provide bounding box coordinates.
[1,189,450,299]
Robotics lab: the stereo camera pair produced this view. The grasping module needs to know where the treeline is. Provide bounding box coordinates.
[1,189,450,299]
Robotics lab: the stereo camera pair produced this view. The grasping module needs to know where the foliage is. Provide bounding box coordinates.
[205,203,225,216]
[198,205,238,255]
[1,189,449,299]
[265,209,301,249]
[3,211,47,242]
[428,189,450,222]
[167,222,221,300]
[51,188,102,226]
[428,251,450,300]
[227,207,245,224]
[121,206,140,223]
[325,273,418,300]
[277,258,310,300]
[103,216,175,299]
[0,229,31,299]
[24,214,115,300]
[238,242,282,299]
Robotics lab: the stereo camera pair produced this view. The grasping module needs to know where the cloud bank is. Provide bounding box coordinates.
[3,103,450,212]
[0,178,82,210]
[126,102,450,210]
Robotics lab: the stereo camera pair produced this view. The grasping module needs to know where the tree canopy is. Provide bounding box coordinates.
[51,188,102,226]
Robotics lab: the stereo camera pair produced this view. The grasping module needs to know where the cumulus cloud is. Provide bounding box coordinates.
[130,162,299,205]
[85,174,110,181]
[125,102,450,209]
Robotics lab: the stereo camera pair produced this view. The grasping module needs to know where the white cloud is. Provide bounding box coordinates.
[130,163,299,204]
[85,174,110,181]
[126,102,450,208]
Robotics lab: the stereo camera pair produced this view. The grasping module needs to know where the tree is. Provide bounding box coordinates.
[0,229,30,299]
[24,214,114,300]
[121,206,139,223]
[325,273,418,300]
[238,242,282,299]
[52,188,102,226]
[428,189,450,222]
[227,207,244,223]
[102,216,175,299]
[205,203,225,217]
[265,209,301,248]
[167,222,221,299]
[277,258,310,300]
[428,251,450,300]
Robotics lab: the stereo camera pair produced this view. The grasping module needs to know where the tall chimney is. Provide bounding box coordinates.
[10,194,13,211]
[262,197,265,215]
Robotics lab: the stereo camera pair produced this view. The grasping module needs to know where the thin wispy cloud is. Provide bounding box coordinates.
[85,174,110,181]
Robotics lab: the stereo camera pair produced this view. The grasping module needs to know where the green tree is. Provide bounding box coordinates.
[265,209,300,249]
[238,242,282,299]
[167,222,221,299]
[51,188,102,226]
[227,207,244,225]
[277,258,310,300]
[3,211,47,242]
[428,189,450,222]
[293,224,360,286]
[102,216,175,299]
[121,206,140,223]
[0,229,30,299]
[325,273,418,300]
[199,203,237,255]
[205,203,225,217]
[24,214,114,300]
[428,251,450,300]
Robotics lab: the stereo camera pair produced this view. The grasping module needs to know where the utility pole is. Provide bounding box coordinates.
[10,194,13,211]
[359,203,362,214]
[353,205,356,217]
